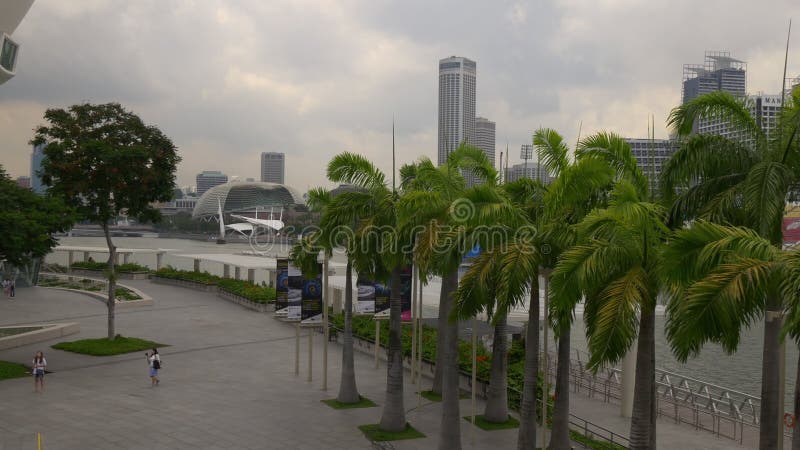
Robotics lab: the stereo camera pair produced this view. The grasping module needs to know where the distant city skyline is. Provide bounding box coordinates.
[0,2,798,191]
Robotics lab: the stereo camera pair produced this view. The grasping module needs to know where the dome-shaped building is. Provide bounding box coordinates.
[192,181,304,219]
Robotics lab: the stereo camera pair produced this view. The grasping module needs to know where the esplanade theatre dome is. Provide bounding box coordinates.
[192,182,304,219]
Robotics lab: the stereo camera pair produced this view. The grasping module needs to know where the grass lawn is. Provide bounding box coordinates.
[0,361,29,380]
[358,423,425,441]
[570,430,627,450]
[463,414,520,430]
[52,336,166,356]
[322,396,377,409]
[419,389,470,402]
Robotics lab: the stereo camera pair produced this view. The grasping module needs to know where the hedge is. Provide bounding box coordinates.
[153,266,275,303]
[70,261,150,272]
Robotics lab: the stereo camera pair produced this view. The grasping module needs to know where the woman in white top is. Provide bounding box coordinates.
[32,351,46,393]
[146,348,160,386]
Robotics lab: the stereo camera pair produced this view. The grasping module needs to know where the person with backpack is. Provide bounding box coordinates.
[145,348,161,386]
[32,351,46,393]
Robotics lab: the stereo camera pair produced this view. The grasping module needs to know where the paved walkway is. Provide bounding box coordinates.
[0,280,752,449]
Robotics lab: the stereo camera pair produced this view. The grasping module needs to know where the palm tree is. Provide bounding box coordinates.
[398,144,504,450]
[323,152,411,432]
[453,128,624,449]
[551,180,668,450]
[662,87,800,449]
[304,186,365,404]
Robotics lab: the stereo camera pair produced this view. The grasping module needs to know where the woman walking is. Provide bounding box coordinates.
[146,348,160,386]
[32,351,46,393]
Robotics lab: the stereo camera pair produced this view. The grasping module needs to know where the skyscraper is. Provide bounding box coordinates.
[504,163,551,184]
[682,51,746,104]
[30,142,46,194]
[624,138,679,192]
[196,170,228,197]
[438,56,476,166]
[465,117,495,187]
[261,152,285,184]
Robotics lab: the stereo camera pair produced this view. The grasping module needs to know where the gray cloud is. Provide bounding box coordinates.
[1,0,798,192]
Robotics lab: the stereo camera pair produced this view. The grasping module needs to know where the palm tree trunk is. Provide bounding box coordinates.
[484,314,509,422]
[792,350,800,450]
[760,307,784,450]
[438,270,461,450]
[102,223,116,340]
[549,324,571,449]
[337,258,359,403]
[629,305,656,450]
[379,266,406,432]
[517,275,539,450]
[432,279,449,395]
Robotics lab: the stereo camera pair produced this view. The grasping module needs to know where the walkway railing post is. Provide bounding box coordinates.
[322,256,328,391]
[295,323,300,375]
[374,320,380,369]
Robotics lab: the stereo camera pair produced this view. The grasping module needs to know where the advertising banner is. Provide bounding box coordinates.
[400,266,412,321]
[300,263,323,324]
[276,258,303,318]
[784,204,800,245]
[356,277,377,314]
[275,258,301,312]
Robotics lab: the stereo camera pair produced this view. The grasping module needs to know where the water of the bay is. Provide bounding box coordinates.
[46,236,799,408]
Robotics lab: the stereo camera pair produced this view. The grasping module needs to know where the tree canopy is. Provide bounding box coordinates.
[33,102,181,226]
[0,166,75,267]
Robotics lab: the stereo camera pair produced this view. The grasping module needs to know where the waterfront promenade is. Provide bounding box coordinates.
[0,279,750,449]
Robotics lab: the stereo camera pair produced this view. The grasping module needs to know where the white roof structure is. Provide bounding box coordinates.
[0,0,35,85]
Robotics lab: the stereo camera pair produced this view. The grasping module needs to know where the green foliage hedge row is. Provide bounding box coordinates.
[153,266,221,285]
[217,278,276,304]
[153,266,275,303]
[71,261,149,272]
[329,313,547,418]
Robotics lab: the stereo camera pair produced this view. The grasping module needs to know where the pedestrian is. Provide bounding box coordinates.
[32,351,46,393]
[146,348,160,386]
[2,279,7,297]
[9,279,14,298]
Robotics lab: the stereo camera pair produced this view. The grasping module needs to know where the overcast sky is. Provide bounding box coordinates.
[1,0,798,192]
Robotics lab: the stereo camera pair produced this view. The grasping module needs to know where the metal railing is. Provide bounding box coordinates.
[548,348,787,446]
[328,323,629,449]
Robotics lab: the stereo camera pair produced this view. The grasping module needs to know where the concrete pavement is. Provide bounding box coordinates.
[0,280,751,449]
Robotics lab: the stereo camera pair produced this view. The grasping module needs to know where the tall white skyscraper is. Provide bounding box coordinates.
[261,152,285,184]
[465,117,495,187]
[438,56,476,166]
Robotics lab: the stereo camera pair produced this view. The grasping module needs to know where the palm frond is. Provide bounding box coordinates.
[305,187,331,213]
[533,128,570,176]
[327,152,387,190]
[577,132,648,198]
[665,257,775,361]
[667,91,764,141]
[448,143,499,186]
[585,266,648,370]
[740,161,792,241]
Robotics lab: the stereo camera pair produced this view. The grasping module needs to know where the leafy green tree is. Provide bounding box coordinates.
[662,88,800,449]
[34,103,180,339]
[0,166,75,281]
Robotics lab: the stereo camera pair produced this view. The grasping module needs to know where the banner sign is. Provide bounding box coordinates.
[276,258,302,313]
[300,263,323,324]
[356,277,383,314]
[400,266,412,321]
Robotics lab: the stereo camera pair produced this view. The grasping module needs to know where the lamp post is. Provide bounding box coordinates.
[520,144,533,181]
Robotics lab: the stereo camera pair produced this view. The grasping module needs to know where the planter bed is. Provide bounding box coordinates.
[150,276,218,292]
[217,289,274,312]
[68,267,150,280]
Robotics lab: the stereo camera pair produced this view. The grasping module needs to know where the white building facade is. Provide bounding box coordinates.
[438,56,476,166]
[465,117,496,187]
[0,0,35,85]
